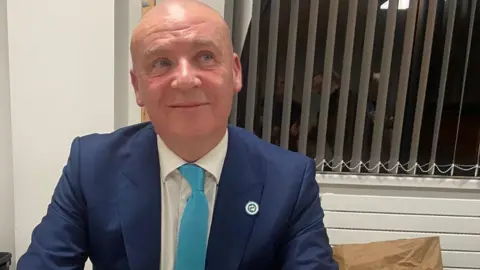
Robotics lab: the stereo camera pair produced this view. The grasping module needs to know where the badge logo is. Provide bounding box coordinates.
[245,201,259,216]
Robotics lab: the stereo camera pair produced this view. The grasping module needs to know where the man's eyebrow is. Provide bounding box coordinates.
[191,38,219,49]
[144,45,168,58]
[143,38,221,57]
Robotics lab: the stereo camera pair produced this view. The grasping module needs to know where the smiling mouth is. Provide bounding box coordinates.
[170,103,208,109]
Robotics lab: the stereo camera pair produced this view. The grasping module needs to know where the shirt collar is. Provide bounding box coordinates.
[156,129,228,184]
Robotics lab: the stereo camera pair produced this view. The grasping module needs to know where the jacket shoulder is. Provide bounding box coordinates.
[76,122,152,152]
[67,122,154,176]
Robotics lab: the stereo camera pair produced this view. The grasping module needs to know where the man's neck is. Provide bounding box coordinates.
[158,129,227,162]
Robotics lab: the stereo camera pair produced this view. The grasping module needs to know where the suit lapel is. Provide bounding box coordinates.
[118,124,161,270]
[206,126,265,269]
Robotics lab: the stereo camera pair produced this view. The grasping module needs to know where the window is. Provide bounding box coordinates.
[381,0,410,10]
[229,0,480,178]
[380,0,449,11]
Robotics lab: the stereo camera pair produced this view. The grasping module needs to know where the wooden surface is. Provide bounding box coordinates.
[140,0,155,122]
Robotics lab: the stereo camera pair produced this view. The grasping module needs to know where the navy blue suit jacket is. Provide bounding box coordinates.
[17,123,338,270]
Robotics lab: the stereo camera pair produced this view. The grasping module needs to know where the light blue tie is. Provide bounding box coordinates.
[175,164,209,270]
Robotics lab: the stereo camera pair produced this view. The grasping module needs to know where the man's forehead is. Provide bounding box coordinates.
[139,16,224,43]
[135,0,226,37]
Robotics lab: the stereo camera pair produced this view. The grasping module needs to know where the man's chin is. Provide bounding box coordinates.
[173,123,214,139]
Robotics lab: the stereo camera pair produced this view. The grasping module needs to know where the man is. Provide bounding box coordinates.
[17,1,337,269]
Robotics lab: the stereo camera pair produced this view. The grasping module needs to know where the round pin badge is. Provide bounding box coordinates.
[245,201,259,216]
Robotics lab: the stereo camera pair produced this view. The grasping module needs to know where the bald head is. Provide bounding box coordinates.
[130,0,232,67]
[146,0,223,21]
[128,0,242,161]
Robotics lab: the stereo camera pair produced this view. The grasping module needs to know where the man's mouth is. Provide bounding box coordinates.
[170,102,208,109]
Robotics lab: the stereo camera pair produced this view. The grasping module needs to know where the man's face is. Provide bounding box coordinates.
[131,5,242,139]
[312,74,324,93]
[312,74,340,94]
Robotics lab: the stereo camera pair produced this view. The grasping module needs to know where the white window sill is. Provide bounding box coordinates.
[316,173,480,190]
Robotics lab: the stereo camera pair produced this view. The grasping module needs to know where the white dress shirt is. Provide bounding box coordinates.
[157,130,228,270]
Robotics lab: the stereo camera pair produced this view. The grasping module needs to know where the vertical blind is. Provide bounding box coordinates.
[226,0,480,178]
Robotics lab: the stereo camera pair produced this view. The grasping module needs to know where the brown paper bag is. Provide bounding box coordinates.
[332,236,443,270]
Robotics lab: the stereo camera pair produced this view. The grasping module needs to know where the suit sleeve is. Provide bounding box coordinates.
[17,137,88,270]
[277,159,339,270]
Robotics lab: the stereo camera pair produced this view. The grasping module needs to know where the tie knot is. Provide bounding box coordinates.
[178,164,204,191]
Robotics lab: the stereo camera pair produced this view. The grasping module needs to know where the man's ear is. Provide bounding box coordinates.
[130,69,144,107]
[232,53,242,93]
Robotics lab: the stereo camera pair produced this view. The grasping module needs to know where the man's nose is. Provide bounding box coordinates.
[171,59,201,89]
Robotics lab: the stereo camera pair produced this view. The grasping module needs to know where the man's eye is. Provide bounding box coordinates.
[153,59,171,68]
[199,53,214,62]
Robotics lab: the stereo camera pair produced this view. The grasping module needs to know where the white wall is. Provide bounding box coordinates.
[0,0,16,263]
[6,0,121,268]
[127,0,143,126]
[115,0,142,128]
